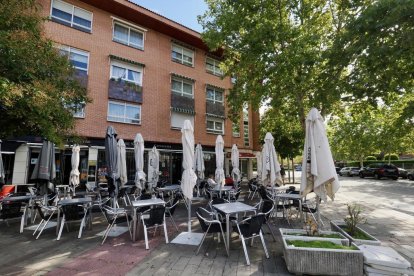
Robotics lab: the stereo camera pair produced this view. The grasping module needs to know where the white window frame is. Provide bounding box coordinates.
[50,0,93,32]
[206,117,224,135]
[170,111,194,130]
[112,20,145,50]
[232,121,240,137]
[171,43,194,67]
[110,60,143,85]
[59,45,89,73]
[171,76,194,98]
[107,101,141,125]
[206,57,223,76]
[206,86,224,104]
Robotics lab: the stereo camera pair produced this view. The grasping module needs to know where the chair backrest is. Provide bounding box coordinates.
[140,193,152,200]
[196,207,211,232]
[61,205,86,221]
[261,200,274,220]
[242,214,266,237]
[146,206,165,226]
[0,201,23,219]
[167,196,180,215]
[212,197,228,205]
[258,186,270,200]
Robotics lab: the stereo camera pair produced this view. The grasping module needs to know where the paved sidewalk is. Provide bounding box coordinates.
[1,180,413,275]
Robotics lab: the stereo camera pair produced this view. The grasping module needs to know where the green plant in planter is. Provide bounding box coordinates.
[287,240,358,250]
[344,203,366,237]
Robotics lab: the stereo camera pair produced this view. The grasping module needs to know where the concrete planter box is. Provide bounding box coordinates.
[330,220,381,246]
[282,236,364,276]
[279,228,349,245]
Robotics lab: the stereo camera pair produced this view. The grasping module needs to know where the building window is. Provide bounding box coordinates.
[59,45,89,73]
[232,121,240,137]
[51,0,92,32]
[206,57,223,76]
[171,43,194,66]
[65,103,85,118]
[171,111,194,129]
[107,101,141,124]
[206,86,224,104]
[110,60,143,85]
[207,117,224,134]
[171,77,193,98]
[113,21,144,50]
[243,108,249,146]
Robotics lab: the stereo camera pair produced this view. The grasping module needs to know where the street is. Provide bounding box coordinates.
[321,175,414,264]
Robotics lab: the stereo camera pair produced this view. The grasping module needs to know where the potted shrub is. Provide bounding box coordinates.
[282,235,364,275]
[330,203,380,245]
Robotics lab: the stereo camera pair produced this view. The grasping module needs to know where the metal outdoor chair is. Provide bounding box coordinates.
[57,203,90,240]
[141,205,168,250]
[32,202,59,239]
[232,213,269,265]
[101,205,132,245]
[195,207,228,256]
[248,181,259,200]
[165,196,180,232]
[0,200,26,233]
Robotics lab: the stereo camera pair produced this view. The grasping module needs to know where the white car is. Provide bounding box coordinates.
[339,167,360,177]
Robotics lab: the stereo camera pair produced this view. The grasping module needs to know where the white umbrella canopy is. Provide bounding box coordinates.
[181,120,197,200]
[231,144,241,183]
[194,144,205,180]
[261,132,283,187]
[300,108,340,202]
[134,133,146,191]
[117,139,127,188]
[69,145,80,195]
[148,146,160,189]
[215,135,225,188]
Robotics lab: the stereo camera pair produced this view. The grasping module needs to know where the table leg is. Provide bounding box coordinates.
[132,207,137,242]
[299,199,303,220]
[56,207,61,235]
[226,214,230,255]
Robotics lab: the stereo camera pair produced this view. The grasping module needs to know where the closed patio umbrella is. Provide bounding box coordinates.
[300,108,340,207]
[194,143,204,196]
[215,135,225,190]
[148,146,159,190]
[69,145,80,196]
[0,140,5,187]
[117,139,127,188]
[105,126,119,199]
[261,133,283,187]
[134,133,146,192]
[171,120,203,245]
[231,144,241,183]
[31,140,56,195]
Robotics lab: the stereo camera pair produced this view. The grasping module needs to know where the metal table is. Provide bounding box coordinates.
[131,198,165,241]
[275,193,303,220]
[2,195,41,231]
[213,202,257,255]
[57,197,93,235]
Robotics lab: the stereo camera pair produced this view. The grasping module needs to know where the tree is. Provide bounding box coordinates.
[199,0,371,130]
[0,0,89,145]
[329,0,414,118]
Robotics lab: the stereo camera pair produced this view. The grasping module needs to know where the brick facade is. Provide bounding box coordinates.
[38,0,261,151]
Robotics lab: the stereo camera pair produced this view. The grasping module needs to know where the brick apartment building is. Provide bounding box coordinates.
[2,0,261,188]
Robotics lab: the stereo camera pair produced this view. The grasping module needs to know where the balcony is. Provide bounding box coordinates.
[108,78,142,103]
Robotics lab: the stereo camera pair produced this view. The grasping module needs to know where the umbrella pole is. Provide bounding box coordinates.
[316,195,321,227]
[188,197,191,233]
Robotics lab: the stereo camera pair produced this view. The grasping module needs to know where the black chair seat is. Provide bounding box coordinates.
[0,211,24,219]
[109,215,132,225]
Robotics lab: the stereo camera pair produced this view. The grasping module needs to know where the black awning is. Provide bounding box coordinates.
[1,140,24,153]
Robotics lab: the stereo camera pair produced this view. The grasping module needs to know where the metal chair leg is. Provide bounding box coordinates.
[259,231,269,258]
[196,230,209,255]
[241,235,250,265]
[101,222,113,245]
[57,216,65,240]
[163,220,169,244]
[143,224,149,250]
[265,223,276,241]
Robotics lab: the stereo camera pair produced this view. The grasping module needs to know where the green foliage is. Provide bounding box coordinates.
[365,156,377,161]
[344,203,366,237]
[383,154,399,161]
[286,240,358,250]
[0,0,90,145]
[260,107,303,158]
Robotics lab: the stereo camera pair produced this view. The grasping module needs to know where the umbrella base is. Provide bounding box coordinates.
[96,226,129,237]
[171,232,203,246]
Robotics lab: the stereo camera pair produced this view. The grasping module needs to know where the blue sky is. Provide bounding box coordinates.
[131,0,208,32]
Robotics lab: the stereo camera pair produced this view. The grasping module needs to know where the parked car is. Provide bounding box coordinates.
[397,168,408,179]
[335,167,341,174]
[339,167,360,177]
[408,171,414,181]
[359,163,399,180]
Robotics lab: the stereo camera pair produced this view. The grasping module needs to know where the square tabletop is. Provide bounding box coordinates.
[58,197,92,205]
[157,185,181,191]
[131,198,165,207]
[2,195,39,202]
[213,186,233,191]
[276,193,303,199]
[213,202,256,215]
